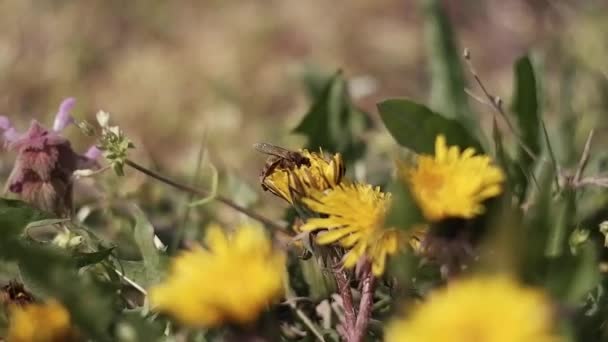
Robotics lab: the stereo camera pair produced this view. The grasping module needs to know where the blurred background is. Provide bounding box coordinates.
[0,0,607,229]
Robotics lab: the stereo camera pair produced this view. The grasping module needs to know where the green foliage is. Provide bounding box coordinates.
[511,55,541,197]
[130,205,165,285]
[95,111,136,176]
[378,99,482,154]
[512,56,541,162]
[0,198,52,237]
[421,0,477,134]
[384,178,423,231]
[294,70,373,163]
[299,257,337,301]
[1,4,608,341]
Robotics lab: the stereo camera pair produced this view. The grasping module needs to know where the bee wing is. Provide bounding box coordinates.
[253,142,293,159]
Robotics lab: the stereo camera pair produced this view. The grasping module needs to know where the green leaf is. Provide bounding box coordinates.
[114,310,165,342]
[301,65,334,100]
[546,189,576,257]
[384,178,423,231]
[378,99,482,154]
[112,260,155,289]
[293,71,372,163]
[520,160,556,277]
[74,247,115,268]
[512,56,540,171]
[130,205,164,285]
[492,119,523,191]
[0,198,52,237]
[545,242,599,305]
[420,0,477,132]
[299,257,336,302]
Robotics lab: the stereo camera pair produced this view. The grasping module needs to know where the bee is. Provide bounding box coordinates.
[254,143,310,190]
[1,280,34,307]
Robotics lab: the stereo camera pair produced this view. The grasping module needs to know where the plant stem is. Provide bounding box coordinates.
[463,48,538,161]
[331,255,356,341]
[353,265,376,342]
[124,159,285,232]
[172,137,207,252]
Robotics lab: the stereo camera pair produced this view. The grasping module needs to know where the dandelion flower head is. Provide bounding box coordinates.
[300,183,402,276]
[7,299,77,342]
[262,149,344,204]
[385,275,561,342]
[406,135,505,221]
[149,224,286,327]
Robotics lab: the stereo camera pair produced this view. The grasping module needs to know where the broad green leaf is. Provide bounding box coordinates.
[112,259,155,289]
[299,257,336,302]
[520,160,555,279]
[545,242,599,305]
[493,118,535,202]
[492,118,535,189]
[130,205,164,285]
[512,56,540,173]
[384,178,423,231]
[301,65,334,100]
[0,198,52,237]
[492,119,519,188]
[420,0,477,132]
[378,99,482,154]
[293,71,372,163]
[546,189,576,257]
[114,310,165,342]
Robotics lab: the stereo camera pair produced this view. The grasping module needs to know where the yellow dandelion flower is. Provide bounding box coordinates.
[385,275,561,342]
[300,183,403,276]
[262,149,345,204]
[406,135,505,221]
[149,224,286,328]
[8,299,78,342]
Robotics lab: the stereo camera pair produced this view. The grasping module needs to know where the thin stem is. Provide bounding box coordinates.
[574,129,594,185]
[124,159,285,232]
[172,136,207,252]
[353,264,376,342]
[463,48,538,161]
[540,119,562,190]
[113,268,147,295]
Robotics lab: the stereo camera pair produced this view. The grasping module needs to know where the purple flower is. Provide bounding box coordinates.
[1,98,99,216]
[52,97,76,132]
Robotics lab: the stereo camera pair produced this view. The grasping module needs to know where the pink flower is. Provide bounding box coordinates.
[52,97,76,131]
[1,98,99,216]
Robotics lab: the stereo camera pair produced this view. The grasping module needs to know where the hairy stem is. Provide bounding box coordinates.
[353,265,376,342]
[331,255,356,341]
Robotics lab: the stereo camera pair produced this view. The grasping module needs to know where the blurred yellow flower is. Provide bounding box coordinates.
[385,275,561,342]
[149,224,286,327]
[406,135,504,221]
[262,149,345,204]
[8,299,78,342]
[300,183,402,276]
